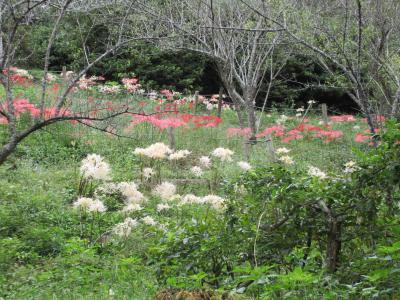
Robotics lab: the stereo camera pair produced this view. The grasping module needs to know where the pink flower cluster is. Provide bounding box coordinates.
[129,113,223,131]
[354,128,381,144]
[251,123,343,144]
[2,67,33,86]
[226,127,252,138]
[0,99,75,125]
[78,75,105,90]
[122,78,141,93]
[330,115,356,122]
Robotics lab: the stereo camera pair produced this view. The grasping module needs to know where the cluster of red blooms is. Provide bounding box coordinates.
[159,89,174,100]
[122,78,141,93]
[2,67,33,86]
[227,123,344,144]
[226,114,387,144]
[128,95,223,130]
[0,99,75,124]
[129,113,222,131]
[226,127,252,138]
[264,123,341,143]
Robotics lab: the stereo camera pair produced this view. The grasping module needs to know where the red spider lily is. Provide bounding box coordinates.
[43,107,73,120]
[89,110,98,118]
[226,127,251,138]
[154,104,163,112]
[104,101,114,111]
[281,129,304,143]
[160,89,172,96]
[361,115,385,123]
[180,114,194,123]
[0,117,7,124]
[156,117,187,129]
[282,134,304,143]
[330,115,356,122]
[164,103,178,113]
[130,113,222,130]
[0,99,77,123]
[192,115,222,128]
[160,89,173,100]
[123,78,138,85]
[314,130,343,143]
[130,115,186,130]
[296,123,325,132]
[256,125,285,138]
[122,77,140,93]
[1,99,40,118]
[2,67,33,86]
[51,83,59,93]
[9,75,32,86]
[363,128,380,134]
[354,133,371,143]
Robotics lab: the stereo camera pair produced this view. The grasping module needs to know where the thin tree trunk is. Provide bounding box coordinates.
[247,101,257,140]
[0,138,19,165]
[326,218,342,273]
[245,87,257,150]
[234,103,251,160]
[391,84,400,119]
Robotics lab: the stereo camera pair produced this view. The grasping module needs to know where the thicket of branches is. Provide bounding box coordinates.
[1,0,400,164]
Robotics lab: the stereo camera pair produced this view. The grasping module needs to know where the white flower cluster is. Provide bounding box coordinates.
[237,161,251,171]
[199,156,212,168]
[202,195,226,210]
[168,149,191,161]
[308,166,327,179]
[343,161,359,174]
[80,154,111,181]
[276,114,289,124]
[275,147,291,154]
[143,167,154,180]
[95,181,147,212]
[118,181,147,204]
[278,156,294,165]
[180,194,226,211]
[77,75,101,90]
[11,67,33,79]
[122,78,141,93]
[201,95,231,111]
[212,147,234,162]
[73,197,107,213]
[180,194,203,205]
[275,148,294,165]
[98,85,121,94]
[190,166,203,177]
[134,143,172,159]
[44,73,57,83]
[113,217,138,237]
[113,215,158,238]
[153,182,177,201]
[141,216,157,226]
[123,203,143,213]
[157,203,171,212]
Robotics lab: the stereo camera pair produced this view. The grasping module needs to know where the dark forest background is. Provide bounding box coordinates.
[17,21,355,112]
